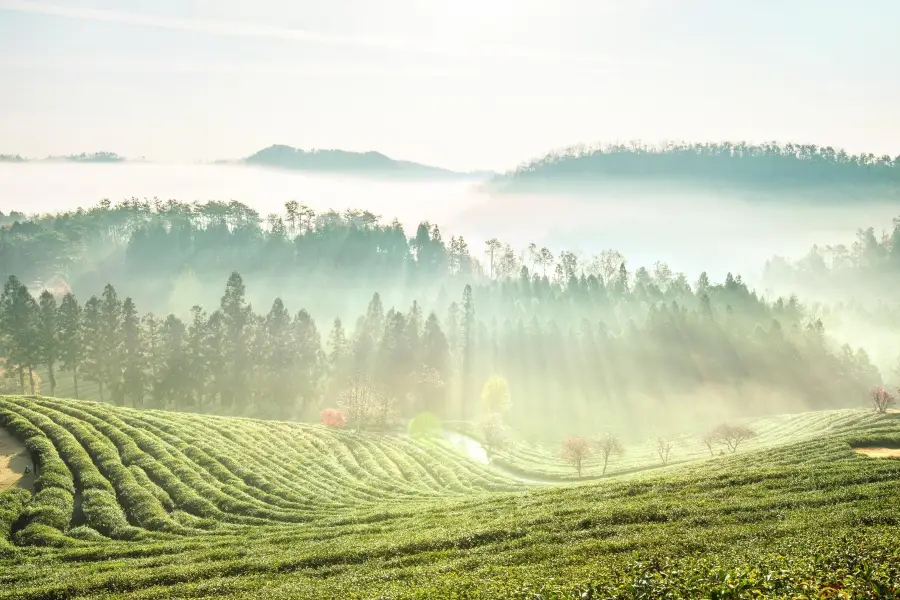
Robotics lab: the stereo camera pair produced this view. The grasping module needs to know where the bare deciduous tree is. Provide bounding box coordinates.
[710,423,757,453]
[701,431,716,457]
[596,432,624,475]
[656,436,674,465]
[337,372,393,432]
[561,436,594,477]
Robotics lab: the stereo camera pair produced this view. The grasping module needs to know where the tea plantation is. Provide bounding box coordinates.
[1,395,899,599]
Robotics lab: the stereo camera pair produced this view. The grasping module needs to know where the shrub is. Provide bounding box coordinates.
[407,412,442,438]
[320,408,348,429]
[870,386,896,413]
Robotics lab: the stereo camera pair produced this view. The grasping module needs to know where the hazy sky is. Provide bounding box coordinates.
[1,0,898,170]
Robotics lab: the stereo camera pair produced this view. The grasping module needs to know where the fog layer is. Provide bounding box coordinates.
[4,163,898,286]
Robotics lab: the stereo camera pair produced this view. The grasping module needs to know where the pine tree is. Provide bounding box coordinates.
[81,296,104,401]
[120,297,144,407]
[36,291,59,396]
[142,314,163,408]
[327,318,348,373]
[57,292,83,398]
[352,293,384,373]
[405,300,423,359]
[0,277,38,394]
[264,298,295,418]
[186,306,209,409]
[461,285,476,417]
[160,315,189,411]
[99,284,123,404]
[246,312,267,415]
[204,310,227,411]
[422,312,450,378]
[220,272,251,413]
[294,309,324,418]
[378,310,411,407]
[417,312,450,413]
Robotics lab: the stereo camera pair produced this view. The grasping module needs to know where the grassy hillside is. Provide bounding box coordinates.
[1,397,899,598]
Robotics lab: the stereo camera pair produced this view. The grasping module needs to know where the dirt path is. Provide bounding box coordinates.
[855,447,900,459]
[0,427,34,491]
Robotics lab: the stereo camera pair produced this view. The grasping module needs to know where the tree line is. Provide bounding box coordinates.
[764,217,900,298]
[0,260,880,441]
[498,141,900,190]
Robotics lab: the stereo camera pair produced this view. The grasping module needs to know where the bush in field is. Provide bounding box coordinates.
[407,412,442,438]
[320,408,347,428]
[560,436,593,477]
[480,414,508,462]
[596,432,624,475]
[870,386,896,414]
[710,422,757,453]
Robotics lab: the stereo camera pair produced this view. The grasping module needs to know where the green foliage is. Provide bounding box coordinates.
[481,375,511,415]
[0,199,889,438]
[0,399,897,597]
[407,412,443,438]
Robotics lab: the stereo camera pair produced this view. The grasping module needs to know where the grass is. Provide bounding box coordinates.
[0,395,899,598]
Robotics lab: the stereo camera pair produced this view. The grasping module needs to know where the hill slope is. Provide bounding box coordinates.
[491,141,900,198]
[1,396,899,598]
[241,144,493,179]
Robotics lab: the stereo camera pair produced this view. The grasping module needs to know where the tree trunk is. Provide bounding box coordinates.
[28,368,35,396]
[73,370,79,399]
[98,380,104,402]
[18,367,25,395]
[602,455,609,476]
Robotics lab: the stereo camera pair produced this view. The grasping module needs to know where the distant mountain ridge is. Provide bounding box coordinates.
[241,144,493,180]
[0,152,128,163]
[490,141,900,195]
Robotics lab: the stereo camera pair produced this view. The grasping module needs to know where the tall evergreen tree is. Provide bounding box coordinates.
[160,315,189,411]
[120,297,144,407]
[37,290,59,396]
[142,314,164,408]
[57,292,83,398]
[185,306,209,408]
[99,284,123,403]
[220,272,251,413]
[264,298,295,418]
[461,285,476,416]
[294,309,324,418]
[0,277,38,394]
[81,296,104,401]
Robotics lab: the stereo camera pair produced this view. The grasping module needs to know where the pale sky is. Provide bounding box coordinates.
[1,0,898,171]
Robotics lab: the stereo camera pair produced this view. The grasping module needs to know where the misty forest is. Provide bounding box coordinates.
[2,141,900,599]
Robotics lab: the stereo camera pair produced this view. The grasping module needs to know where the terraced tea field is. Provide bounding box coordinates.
[1,396,900,599]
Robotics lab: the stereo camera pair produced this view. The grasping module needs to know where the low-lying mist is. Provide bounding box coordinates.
[3,162,898,287]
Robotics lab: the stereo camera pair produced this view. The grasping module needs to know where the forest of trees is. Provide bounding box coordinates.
[495,141,900,191]
[0,198,889,440]
[764,218,900,298]
[0,259,881,441]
